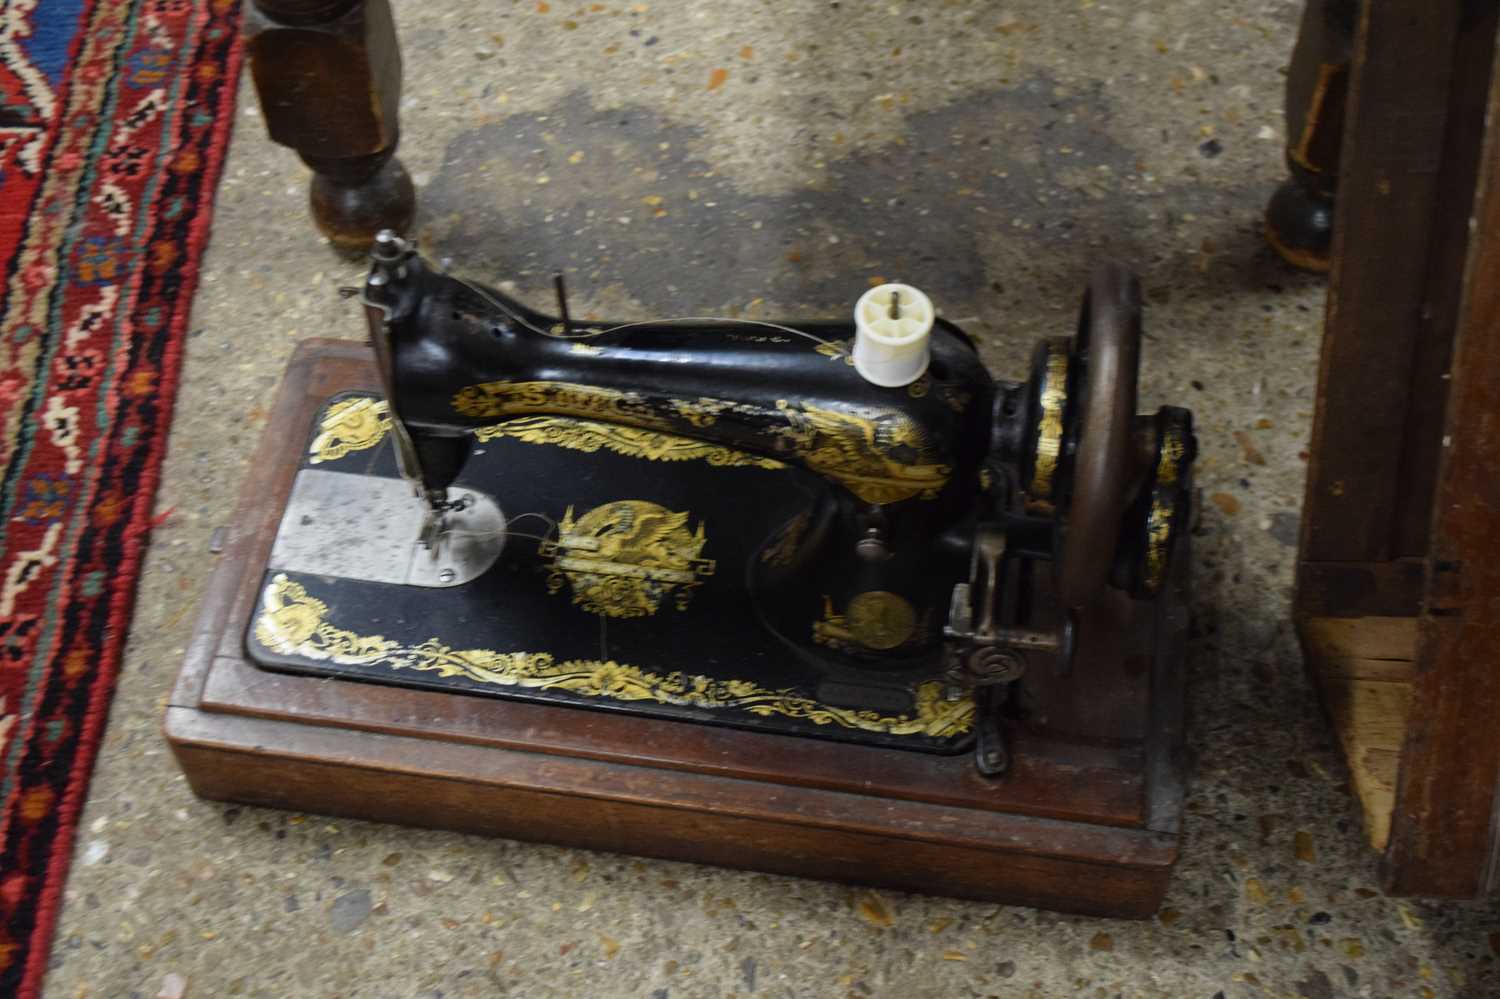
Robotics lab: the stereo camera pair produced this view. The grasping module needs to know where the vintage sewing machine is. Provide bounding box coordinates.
[167,233,1197,916]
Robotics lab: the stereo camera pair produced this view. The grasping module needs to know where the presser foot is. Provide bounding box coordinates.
[417,490,476,557]
[267,470,505,588]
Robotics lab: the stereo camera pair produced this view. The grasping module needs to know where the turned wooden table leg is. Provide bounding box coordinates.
[1265,0,1358,272]
[244,0,416,251]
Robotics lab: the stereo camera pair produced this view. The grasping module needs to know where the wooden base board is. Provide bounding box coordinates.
[164,339,1189,918]
[1298,616,1417,850]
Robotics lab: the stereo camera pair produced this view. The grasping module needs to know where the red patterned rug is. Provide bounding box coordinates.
[0,1,240,994]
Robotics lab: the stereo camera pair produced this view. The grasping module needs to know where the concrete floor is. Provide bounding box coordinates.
[45,1,1500,996]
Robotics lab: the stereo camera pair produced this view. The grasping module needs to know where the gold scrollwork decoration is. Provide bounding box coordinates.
[814,338,855,365]
[1028,340,1070,501]
[309,397,393,464]
[772,400,951,505]
[255,574,973,737]
[475,416,785,470]
[1141,412,1191,595]
[452,381,953,504]
[453,380,661,424]
[305,397,785,471]
[539,501,716,618]
[669,397,736,427]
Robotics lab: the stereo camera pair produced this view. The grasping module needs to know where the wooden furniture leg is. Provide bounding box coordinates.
[1264,0,1358,272]
[244,0,415,251]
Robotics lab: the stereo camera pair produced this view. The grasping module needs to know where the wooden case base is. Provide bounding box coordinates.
[165,339,1189,918]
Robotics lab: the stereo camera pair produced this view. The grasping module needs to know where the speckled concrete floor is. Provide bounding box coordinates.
[44,1,1500,997]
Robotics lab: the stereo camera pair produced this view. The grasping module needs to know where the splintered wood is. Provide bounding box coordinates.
[1300,617,1417,850]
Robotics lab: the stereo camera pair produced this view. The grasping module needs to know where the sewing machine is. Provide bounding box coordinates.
[168,234,1198,916]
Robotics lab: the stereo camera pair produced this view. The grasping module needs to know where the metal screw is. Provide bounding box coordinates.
[968,647,1023,679]
[372,230,405,262]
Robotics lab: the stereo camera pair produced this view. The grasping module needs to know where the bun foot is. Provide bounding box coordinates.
[1265,177,1334,273]
[309,156,417,254]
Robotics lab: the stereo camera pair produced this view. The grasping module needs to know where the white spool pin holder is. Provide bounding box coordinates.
[852,283,935,387]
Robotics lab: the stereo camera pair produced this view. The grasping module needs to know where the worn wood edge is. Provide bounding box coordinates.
[193,650,1150,828]
[1316,678,1409,852]
[162,704,1178,865]
[1296,616,1415,852]
[169,339,369,707]
[164,706,1175,916]
[1293,559,1425,619]
[1301,616,1419,660]
[1301,616,1418,681]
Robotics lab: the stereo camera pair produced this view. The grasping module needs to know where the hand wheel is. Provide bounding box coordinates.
[1054,264,1142,609]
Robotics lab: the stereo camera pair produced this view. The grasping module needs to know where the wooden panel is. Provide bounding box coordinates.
[1384,39,1500,896]
[1300,616,1416,850]
[1392,1,1500,557]
[198,652,1148,828]
[166,708,1176,917]
[1301,2,1465,563]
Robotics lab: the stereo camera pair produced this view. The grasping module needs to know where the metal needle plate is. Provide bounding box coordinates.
[268,469,505,587]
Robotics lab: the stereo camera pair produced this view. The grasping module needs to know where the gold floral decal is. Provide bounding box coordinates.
[475,416,785,470]
[1027,340,1069,501]
[340,385,955,505]
[255,574,974,737]
[539,501,716,618]
[452,380,659,423]
[310,397,393,464]
[306,398,783,470]
[1142,414,1191,595]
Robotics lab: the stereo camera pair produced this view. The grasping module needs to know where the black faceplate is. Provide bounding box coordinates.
[244,393,978,754]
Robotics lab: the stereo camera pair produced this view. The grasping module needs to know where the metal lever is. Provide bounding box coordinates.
[942,526,1076,695]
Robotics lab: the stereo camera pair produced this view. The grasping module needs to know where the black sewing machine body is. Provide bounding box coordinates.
[243,235,1196,775]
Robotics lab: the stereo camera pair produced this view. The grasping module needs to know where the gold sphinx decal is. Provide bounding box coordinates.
[769,400,950,505]
[254,574,974,738]
[540,501,716,619]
